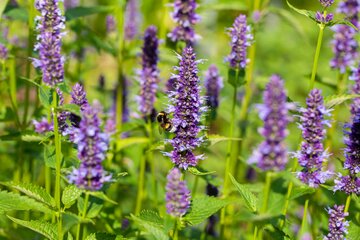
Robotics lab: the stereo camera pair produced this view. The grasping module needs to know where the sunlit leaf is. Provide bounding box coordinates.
[229,174,258,212]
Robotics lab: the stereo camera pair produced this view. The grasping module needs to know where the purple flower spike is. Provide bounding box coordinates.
[71,83,88,111]
[68,105,111,191]
[204,65,223,109]
[166,47,204,169]
[226,14,253,70]
[33,0,65,87]
[295,89,332,187]
[330,0,359,73]
[0,43,8,60]
[350,64,360,116]
[165,168,191,217]
[124,0,140,41]
[324,205,349,240]
[320,0,334,8]
[249,75,291,171]
[106,15,116,33]
[33,117,53,134]
[168,0,200,44]
[315,11,334,24]
[138,26,160,116]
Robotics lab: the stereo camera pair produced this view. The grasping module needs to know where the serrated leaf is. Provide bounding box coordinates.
[0,0,9,19]
[88,191,117,205]
[0,182,56,208]
[58,104,81,116]
[187,166,215,176]
[7,216,57,240]
[115,137,149,152]
[65,6,113,21]
[184,196,231,225]
[139,210,163,225]
[229,174,258,212]
[131,212,168,240]
[324,94,360,108]
[207,134,242,146]
[290,186,315,200]
[0,190,53,214]
[62,185,83,208]
[286,0,315,21]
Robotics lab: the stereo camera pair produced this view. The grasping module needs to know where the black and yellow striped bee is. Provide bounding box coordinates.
[157,111,176,133]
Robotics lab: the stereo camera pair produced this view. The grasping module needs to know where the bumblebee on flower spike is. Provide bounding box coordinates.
[157,111,176,133]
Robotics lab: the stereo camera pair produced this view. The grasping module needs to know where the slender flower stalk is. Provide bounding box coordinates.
[165,47,204,169]
[324,205,349,240]
[168,0,200,44]
[33,0,65,87]
[204,64,223,109]
[249,75,290,171]
[124,0,140,41]
[165,168,191,217]
[138,26,160,117]
[295,89,332,187]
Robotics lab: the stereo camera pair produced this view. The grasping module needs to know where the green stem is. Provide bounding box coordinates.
[76,193,89,240]
[261,172,272,213]
[52,90,63,240]
[309,25,325,90]
[173,220,178,240]
[7,58,21,128]
[220,85,238,238]
[44,147,51,194]
[147,120,158,207]
[135,151,146,215]
[300,199,309,236]
[253,226,258,240]
[344,195,351,213]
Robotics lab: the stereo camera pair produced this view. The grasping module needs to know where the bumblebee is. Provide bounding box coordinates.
[157,111,176,133]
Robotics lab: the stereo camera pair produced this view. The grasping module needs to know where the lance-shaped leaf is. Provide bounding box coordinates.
[229,174,258,212]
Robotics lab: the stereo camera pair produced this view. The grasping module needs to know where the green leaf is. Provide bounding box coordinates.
[207,134,242,146]
[228,68,245,88]
[290,186,315,200]
[0,0,9,19]
[7,216,57,240]
[67,232,74,240]
[61,185,83,209]
[21,134,44,142]
[286,0,316,21]
[229,174,258,212]
[39,85,53,108]
[115,137,149,152]
[184,196,232,225]
[187,166,215,176]
[131,210,168,240]
[4,7,28,22]
[0,190,53,214]
[65,6,113,21]
[58,104,81,116]
[88,191,118,205]
[85,233,126,240]
[324,94,360,108]
[347,220,360,240]
[44,145,56,169]
[0,182,56,208]
[329,19,358,30]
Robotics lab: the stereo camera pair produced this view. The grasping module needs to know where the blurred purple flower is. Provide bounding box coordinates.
[320,0,334,8]
[64,0,78,9]
[106,15,116,33]
[33,0,65,87]
[165,168,191,217]
[350,63,360,116]
[138,26,160,116]
[124,0,140,41]
[226,14,253,69]
[165,47,204,169]
[295,89,332,187]
[0,43,8,60]
[315,11,334,24]
[324,205,349,240]
[204,65,223,109]
[330,0,359,73]
[68,105,111,191]
[249,75,291,171]
[33,117,53,134]
[168,0,200,44]
[71,83,88,110]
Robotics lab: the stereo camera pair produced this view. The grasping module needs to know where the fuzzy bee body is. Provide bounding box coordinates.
[157,111,176,133]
